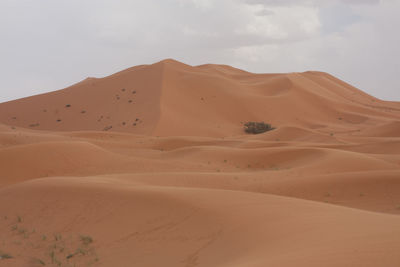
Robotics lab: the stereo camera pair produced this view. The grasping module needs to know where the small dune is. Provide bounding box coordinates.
[356,120,400,137]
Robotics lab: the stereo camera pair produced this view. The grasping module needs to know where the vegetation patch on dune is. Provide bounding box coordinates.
[244,122,275,134]
[1,215,99,266]
[0,252,13,259]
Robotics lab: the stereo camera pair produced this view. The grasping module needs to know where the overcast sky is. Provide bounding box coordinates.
[0,0,399,103]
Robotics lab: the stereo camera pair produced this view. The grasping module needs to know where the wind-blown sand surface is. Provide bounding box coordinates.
[0,59,400,266]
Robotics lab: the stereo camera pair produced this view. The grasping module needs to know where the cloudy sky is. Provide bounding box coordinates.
[0,0,399,103]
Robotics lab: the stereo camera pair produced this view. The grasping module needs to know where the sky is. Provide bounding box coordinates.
[0,0,399,103]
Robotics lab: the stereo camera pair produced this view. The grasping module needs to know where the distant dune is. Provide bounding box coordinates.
[0,59,400,267]
[1,59,399,136]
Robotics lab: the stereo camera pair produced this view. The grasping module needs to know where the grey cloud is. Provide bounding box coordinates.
[255,8,275,16]
[245,0,380,5]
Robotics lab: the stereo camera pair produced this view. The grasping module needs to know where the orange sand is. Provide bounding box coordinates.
[0,59,400,266]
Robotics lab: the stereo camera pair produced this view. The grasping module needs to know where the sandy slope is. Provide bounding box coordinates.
[1,177,400,267]
[0,60,400,266]
[1,59,399,136]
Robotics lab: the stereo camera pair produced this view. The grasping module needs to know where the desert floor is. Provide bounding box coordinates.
[1,60,400,266]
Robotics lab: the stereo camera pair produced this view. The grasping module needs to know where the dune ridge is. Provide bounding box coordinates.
[1,59,399,136]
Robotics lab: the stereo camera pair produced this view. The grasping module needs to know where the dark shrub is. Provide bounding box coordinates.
[244,122,274,134]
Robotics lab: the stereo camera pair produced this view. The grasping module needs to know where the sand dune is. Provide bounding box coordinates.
[0,59,400,266]
[249,125,339,143]
[1,59,399,136]
[355,120,400,137]
[1,177,400,267]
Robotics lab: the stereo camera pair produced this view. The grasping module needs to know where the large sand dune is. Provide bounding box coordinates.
[0,59,400,266]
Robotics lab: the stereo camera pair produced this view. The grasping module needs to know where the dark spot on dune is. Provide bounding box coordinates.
[11,117,16,120]
[43,109,47,112]
[103,126,113,131]
[81,110,86,114]
[132,90,136,94]
[135,118,139,122]
[133,123,137,126]
[65,104,71,108]
[122,88,126,92]
[128,100,133,103]
[122,122,126,126]
[56,119,62,122]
